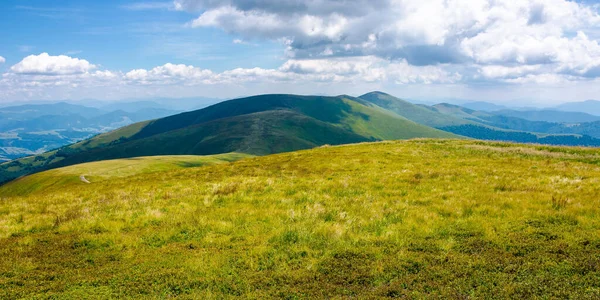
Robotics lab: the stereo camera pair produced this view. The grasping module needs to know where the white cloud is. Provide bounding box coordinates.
[10,53,96,75]
[176,0,600,82]
[125,63,213,84]
[0,52,461,102]
[279,56,459,84]
[0,56,5,64]
[479,65,542,79]
[504,73,572,85]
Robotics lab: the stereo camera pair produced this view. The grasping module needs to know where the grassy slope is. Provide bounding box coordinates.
[338,98,456,140]
[431,103,493,123]
[73,120,151,150]
[0,153,252,197]
[0,94,457,184]
[1,139,600,298]
[359,91,472,127]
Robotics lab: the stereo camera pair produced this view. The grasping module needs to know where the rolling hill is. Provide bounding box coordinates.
[358,91,470,128]
[0,94,457,184]
[1,139,599,298]
[359,92,600,147]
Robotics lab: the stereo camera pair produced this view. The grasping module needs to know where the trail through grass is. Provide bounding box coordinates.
[0,153,252,197]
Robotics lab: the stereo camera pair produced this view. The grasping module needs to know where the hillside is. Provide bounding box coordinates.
[0,94,456,184]
[1,139,600,298]
[360,92,600,146]
[359,91,471,127]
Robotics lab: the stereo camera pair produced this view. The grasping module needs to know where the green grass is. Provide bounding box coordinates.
[0,153,252,197]
[1,139,600,298]
[338,98,456,140]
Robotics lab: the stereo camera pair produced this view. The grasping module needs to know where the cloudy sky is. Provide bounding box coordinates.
[1,0,600,105]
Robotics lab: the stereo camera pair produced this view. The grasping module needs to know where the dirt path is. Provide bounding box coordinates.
[79,175,91,184]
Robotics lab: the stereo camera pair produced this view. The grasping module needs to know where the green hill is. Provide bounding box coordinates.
[359,92,600,147]
[432,103,600,144]
[0,94,457,184]
[1,139,600,298]
[359,91,471,127]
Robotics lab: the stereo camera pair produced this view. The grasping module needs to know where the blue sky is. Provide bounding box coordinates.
[1,0,600,106]
[0,0,282,72]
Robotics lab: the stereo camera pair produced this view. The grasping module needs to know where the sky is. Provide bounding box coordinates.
[1,0,600,106]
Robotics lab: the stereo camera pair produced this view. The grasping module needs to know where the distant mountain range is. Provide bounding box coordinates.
[554,100,600,116]
[4,92,600,184]
[461,101,509,112]
[428,99,600,117]
[0,102,182,162]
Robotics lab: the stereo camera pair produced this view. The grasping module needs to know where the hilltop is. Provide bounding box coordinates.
[1,139,599,298]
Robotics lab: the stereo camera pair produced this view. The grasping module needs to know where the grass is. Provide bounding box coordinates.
[1,139,600,298]
[0,153,252,197]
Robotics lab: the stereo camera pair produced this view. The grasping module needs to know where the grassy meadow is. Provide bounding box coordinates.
[0,153,252,198]
[1,139,600,298]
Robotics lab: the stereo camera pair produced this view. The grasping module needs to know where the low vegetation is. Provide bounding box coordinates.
[0,153,251,197]
[1,139,599,298]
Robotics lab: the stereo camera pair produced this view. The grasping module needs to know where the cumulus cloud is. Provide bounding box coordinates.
[0,56,5,64]
[10,53,96,75]
[176,0,600,81]
[125,63,214,84]
[1,51,463,102]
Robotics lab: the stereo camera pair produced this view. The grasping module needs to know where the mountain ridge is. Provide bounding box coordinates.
[0,93,457,184]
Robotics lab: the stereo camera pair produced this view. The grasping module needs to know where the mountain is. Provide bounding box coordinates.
[0,102,105,119]
[554,100,600,116]
[99,101,166,113]
[358,91,470,127]
[0,103,179,162]
[0,94,457,184]
[2,139,599,298]
[461,101,508,111]
[359,92,600,146]
[95,97,223,112]
[431,103,600,139]
[491,109,600,123]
